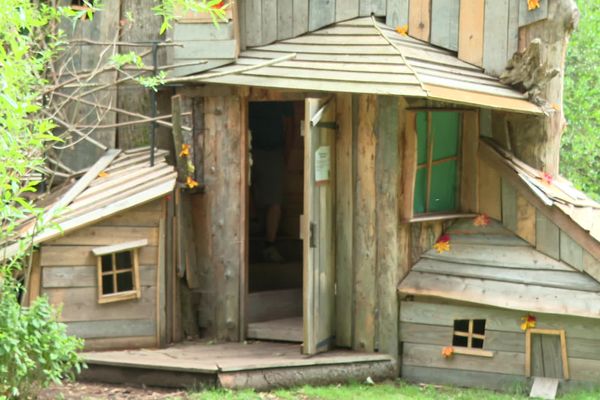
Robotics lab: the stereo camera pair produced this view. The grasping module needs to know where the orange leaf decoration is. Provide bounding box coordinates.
[442,346,454,358]
[433,235,451,253]
[541,172,553,185]
[186,176,199,189]
[527,0,540,11]
[473,214,490,227]
[551,103,561,111]
[520,314,537,331]
[179,143,190,158]
[97,171,108,178]
[211,0,225,9]
[395,24,409,36]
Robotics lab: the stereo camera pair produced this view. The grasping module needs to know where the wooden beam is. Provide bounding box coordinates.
[400,112,417,220]
[460,111,479,213]
[409,0,431,42]
[458,0,484,66]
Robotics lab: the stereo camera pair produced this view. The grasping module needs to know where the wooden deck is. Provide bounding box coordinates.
[80,341,396,390]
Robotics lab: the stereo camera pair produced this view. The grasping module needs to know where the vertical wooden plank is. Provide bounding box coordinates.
[245,0,263,47]
[501,178,517,232]
[277,0,293,40]
[518,0,549,27]
[359,0,386,16]
[157,214,167,346]
[541,335,563,378]
[458,0,484,66]
[335,93,354,348]
[583,251,600,285]
[293,0,309,36]
[536,210,560,260]
[483,0,509,76]
[409,0,431,42]
[262,0,278,44]
[560,330,570,380]
[478,160,501,221]
[397,98,412,282]
[430,0,459,51]
[386,0,409,27]
[516,193,536,245]
[353,94,377,352]
[336,0,360,22]
[165,193,174,344]
[560,230,584,271]
[460,111,479,213]
[525,329,532,377]
[238,91,249,341]
[309,0,336,31]
[375,96,399,361]
[507,0,519,59]
[238,0,247,50]
[479,108,492,137]
[400,111,417,221]
[25,251,42,307]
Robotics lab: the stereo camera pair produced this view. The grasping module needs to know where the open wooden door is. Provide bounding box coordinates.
[302,97,336,355]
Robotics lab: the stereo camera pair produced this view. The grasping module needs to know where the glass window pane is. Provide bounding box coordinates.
[413,168,427,214]
[431,112,460,161]
[102,275,114,295]
[452,335,468,347]
[416,112,428,164]
[115,251,132,270]
[473,319,486,335]
[101,255,112,272]
[429,160,458,212]
[117,272,134,292]
[472,338,484,349]
[454,319,469,332]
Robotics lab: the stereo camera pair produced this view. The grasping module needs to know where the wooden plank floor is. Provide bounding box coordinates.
[81,341,396,389]
[247,317,303,342]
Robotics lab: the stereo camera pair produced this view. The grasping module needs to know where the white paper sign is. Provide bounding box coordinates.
[315,146,330,184]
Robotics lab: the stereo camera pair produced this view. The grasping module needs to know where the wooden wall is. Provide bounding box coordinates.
[400,299,600,389]
[38,200,164,351]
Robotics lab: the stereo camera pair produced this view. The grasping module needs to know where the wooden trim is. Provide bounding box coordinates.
[400,111,417,221]
[96,247,142,304]
[425,112,433,212]
[453,347,494,358]
[404,213,477,224]
[92,239,149,256]
[525,328,570,380]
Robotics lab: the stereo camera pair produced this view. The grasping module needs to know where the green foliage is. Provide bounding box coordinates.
[153,0,230,34]
[562,0,600,200]
[0,284,84,399]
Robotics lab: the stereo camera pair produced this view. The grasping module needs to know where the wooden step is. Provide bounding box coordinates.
[247,317,302,342]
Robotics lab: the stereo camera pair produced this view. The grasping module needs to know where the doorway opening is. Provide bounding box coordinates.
[246,100,305,342]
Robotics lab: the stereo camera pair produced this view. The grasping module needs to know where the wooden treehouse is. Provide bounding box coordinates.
[5,0,600,394]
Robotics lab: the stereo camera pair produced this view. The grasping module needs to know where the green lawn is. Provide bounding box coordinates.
[188,381,600,400]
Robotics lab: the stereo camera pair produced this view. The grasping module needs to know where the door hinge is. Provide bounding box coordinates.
[309,222,317,248]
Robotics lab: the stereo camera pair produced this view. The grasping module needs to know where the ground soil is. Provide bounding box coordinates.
[39,381,188,400]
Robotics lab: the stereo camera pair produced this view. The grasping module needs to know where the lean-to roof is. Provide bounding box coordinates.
[398,219,600,319]
[170,17,540,114]
[1,147,176,261]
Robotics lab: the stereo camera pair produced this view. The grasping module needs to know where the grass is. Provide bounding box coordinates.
[187,380,600,400]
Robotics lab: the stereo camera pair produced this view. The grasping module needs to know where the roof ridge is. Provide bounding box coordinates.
[370,16,428,94]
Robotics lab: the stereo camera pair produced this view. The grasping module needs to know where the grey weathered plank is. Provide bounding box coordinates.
[277,0,294,40]
[262,0,278,43]
[560,230,584,271]
[402,365,527,392]
[400,301,600,340]
[173,40,237,59]
[583,251,600,284]
[245,0,263,47]
[501,178,517,232]
[483,0,509,76]
[536,210,560,260]
[507,0,520,58]
[293,0,309,36]
[43,265,157,288]
[385,0,409,27]
[412,259,600,292]
[173,21,234,41]
[518,0,549,27]
[67,319,155,339]
[336,0,360,22]
[375,96,399,358]
[308,0,336,31]
[430,0,460,51]
[359,0,386,16]
[41,245,158,267]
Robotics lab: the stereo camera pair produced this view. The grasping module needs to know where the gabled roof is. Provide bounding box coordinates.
[1,147,176,260]
[172,17,540,114]
[398,219,600,319]
[480,139,600,263]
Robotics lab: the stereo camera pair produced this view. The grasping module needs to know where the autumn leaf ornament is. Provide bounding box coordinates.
[473,213,490,227]
[179,143,190,158]
[520,314,537,331]
[395,24,408,36]
[433,234,451,253]
[528,0,541,11]
[442,346,454,358]
[186,176,199,189]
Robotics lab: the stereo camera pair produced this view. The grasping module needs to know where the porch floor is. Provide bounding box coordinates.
[80,341,396,390]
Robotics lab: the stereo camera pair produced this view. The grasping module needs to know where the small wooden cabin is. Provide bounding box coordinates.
[17,148,176,351]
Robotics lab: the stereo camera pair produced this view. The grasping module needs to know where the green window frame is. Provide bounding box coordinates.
[413,111,461,215]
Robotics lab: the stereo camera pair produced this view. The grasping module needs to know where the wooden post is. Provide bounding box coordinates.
[171,95,186,182]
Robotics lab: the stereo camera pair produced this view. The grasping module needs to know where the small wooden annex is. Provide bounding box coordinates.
[16,148,176,350]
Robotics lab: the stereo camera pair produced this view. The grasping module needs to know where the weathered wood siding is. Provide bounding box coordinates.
[40,200,164,350]
[400,299,600,388]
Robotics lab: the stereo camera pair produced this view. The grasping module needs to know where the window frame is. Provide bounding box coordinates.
[92,239,147,304]
[451,318,494,357]
[401,109,479,222]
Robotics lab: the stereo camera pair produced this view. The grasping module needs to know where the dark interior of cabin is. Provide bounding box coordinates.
[246,100,304,342]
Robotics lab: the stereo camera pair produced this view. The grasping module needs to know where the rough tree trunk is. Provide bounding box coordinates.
[503,0,579,175]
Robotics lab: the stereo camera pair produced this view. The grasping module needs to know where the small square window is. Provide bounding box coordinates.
[452,319,486,350]
[92,240,146,304]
